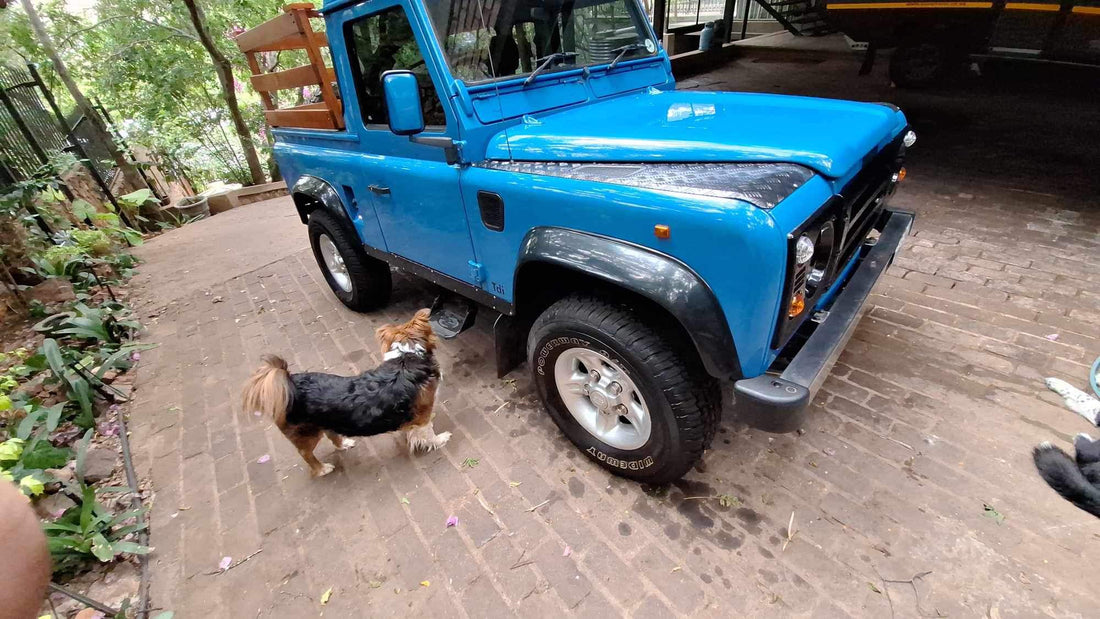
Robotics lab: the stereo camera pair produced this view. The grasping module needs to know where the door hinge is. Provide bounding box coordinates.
[468,260,484,285]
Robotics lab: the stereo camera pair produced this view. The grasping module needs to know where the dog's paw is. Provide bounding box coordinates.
[314,462,335,477]
[338,438,357,451]
[435,431,452,448]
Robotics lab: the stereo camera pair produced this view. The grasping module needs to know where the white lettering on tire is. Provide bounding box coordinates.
[586,446,655,470]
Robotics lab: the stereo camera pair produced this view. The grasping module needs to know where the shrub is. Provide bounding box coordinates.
[71,229,113,256]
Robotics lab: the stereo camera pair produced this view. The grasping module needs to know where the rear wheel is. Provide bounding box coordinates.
[889,40,951,88]
[528,295,721,484]
[307,210,391,312]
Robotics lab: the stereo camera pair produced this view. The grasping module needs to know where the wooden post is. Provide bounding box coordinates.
[653,0,667,42]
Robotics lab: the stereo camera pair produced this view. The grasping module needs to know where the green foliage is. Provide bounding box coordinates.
[0,402,70,497]
[71,229,113,256]
[43,483,151,574]
[36,244,85,277]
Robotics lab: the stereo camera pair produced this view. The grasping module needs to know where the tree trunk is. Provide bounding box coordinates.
[19,0,149,192]
[181,0,266,186]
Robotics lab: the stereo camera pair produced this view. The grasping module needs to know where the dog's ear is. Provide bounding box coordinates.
[376,324,397,352]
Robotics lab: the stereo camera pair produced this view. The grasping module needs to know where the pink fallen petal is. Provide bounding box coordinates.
[446,515,458,527]
[1045,333,1059,341]
[562,545,572,557]
[131,351,141,361]
[257,454,271,464]
[218,556,232,571]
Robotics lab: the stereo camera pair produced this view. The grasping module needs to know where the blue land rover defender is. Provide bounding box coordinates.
[239,0,915,483]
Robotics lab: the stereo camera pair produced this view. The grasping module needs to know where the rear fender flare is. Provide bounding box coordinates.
[290,175,353,227]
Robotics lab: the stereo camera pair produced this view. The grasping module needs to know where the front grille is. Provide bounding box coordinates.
[771,129,907,349]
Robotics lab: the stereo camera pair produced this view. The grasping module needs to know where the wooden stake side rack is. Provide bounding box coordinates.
[236,3,344,130]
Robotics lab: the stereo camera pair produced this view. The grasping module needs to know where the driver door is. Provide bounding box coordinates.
[343,0,478,284]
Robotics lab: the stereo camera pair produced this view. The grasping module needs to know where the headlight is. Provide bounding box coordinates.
[903,130,917,148]
[795,235,815,265]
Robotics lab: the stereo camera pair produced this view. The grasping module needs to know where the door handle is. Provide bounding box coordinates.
[368,184,391,196]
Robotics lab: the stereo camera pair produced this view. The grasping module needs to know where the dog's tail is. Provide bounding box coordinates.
[241,355,292,428]
[1033,442,1100,518]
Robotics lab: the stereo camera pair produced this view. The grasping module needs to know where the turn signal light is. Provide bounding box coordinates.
[788,292,806,318]
[654,224,670,239]
[897,167,907,182]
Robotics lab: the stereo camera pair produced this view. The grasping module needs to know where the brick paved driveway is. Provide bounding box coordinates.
[128,69,1099,618]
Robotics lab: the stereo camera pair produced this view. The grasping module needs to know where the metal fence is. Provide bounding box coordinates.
[0,63,116,189]
[666,0,770,30]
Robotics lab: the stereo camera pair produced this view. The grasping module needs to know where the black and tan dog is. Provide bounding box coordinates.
[1033,433,1100,518]
[241,309,451,476]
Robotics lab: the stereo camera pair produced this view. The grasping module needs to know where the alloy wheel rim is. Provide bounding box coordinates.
[319,234,352,292]
[554,347,651,450]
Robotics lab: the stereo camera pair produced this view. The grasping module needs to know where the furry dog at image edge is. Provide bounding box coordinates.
[240,309,451,477]
[1033,433,1100,518]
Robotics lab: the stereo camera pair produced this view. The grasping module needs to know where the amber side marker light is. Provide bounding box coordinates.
[895,167,907,182]
[654,224,670,239]
[788,292,806,318]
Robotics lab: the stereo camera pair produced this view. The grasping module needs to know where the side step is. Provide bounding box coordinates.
[429,294,478,339]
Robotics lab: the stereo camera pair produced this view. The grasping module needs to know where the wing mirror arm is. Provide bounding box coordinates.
[409,135,459,166]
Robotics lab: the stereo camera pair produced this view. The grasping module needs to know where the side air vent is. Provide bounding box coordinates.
[478,191,505,232]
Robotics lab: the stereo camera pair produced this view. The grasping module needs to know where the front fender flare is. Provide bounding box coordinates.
[516,227,741,380]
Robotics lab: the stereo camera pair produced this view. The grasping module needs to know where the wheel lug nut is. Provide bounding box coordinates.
[589,370,600,382]
[616,404,627,414]
[609,382,622,395]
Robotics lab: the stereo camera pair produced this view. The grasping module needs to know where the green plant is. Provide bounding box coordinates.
[43,484,151,574]
[40,338,95,428]
[41,430,151,574]
[34,244,85,278]
[71,229,113,256]
[0,402,70,496]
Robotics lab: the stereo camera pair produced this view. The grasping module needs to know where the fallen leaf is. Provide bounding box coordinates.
[1045,333,1059,341]
[509,481,522,487]
[671,566,682,573]
[257,454,271,464]
[562,545,572,557]
[982,503,1005,524]
[462,457,479,468]
[320,587,333,605]
[420,580,430,587]
[717,494,741,508]
[218,556,232,571]
[368,580,382,589]
[446,515,459,527]
[868,582,881,594]
[399,497,410,505]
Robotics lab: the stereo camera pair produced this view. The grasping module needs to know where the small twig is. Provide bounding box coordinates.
[525,499,550,513]
[881,570,938,617]
[490,402,508,415]
[886,436,914,451]
[872,567,896,619]
[48,583,120,615]
[205,548,264,575]
[510,549,535,570]
[475,490,495,516]
[782,512,796,551]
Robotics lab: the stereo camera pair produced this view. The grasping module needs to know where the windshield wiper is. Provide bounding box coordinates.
[607,43,645,72]
[523,52,578,87]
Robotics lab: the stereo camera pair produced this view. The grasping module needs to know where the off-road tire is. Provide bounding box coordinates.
[307,210,391,312]
[889,40,951,88]
[528,295,721,484]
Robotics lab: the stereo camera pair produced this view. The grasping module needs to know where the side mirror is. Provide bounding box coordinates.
[382,70,425,136]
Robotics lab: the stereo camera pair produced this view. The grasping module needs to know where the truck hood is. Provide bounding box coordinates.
[484,89,906,178]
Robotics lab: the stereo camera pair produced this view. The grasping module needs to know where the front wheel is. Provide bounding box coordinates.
[307,210,392,312]
[528,296,721,484]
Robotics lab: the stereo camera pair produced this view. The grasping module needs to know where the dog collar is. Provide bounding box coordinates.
[383,341,426,361]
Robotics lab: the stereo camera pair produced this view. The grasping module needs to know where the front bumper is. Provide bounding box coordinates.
[733,209,914,432]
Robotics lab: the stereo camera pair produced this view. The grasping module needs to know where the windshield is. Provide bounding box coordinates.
[426,0,657,84]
